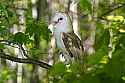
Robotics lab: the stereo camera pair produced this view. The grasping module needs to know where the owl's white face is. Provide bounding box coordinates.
[48,12,71,34]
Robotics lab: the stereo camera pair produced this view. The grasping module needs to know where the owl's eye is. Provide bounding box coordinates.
[58,18,63,21]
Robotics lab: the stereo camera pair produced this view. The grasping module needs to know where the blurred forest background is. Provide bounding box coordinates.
[0,0,125,83]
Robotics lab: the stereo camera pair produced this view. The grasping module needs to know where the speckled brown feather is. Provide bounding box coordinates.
[61,32,84,60]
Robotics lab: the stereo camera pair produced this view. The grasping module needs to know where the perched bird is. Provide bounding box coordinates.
[48,12,83,63]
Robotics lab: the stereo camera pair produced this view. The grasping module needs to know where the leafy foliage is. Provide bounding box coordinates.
[0,0,125,83]
[13,32,31,44]
[80,0,92,13]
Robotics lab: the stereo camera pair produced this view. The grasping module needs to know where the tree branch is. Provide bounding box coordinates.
[98,3,125,20]
[76,3,125,21]
[0,52,52,69]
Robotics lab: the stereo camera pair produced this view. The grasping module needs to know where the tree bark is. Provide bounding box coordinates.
[15,0,28,83]
[84,0,98,55]
[69,0,81,39]
[108,0,115,58]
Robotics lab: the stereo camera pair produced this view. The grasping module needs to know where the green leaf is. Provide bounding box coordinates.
[30,48,43,58]
[40,20,51,42]
[80,0,92,13]
[83,75,100,83]
[13,32,31,44]
[0,43,5,49]
[70,63,80,74]
[63,73,76,83]
[51,62,66,75]
[25,20,36,37]
[13,32,25,44]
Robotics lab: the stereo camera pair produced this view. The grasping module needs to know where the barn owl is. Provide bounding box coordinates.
[48,12,83,63]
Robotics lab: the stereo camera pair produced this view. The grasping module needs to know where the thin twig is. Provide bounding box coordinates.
[98,3,125,20]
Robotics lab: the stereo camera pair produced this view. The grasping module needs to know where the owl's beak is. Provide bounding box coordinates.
[48,21,58,34]
[48,24,54,34]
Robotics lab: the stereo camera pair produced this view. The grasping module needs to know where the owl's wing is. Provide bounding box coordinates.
[61,32,84,59]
